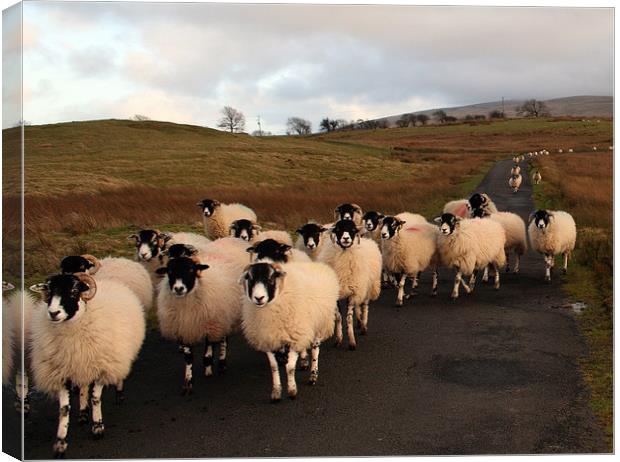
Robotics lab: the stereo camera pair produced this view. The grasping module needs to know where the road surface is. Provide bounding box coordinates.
[3,159,607,458]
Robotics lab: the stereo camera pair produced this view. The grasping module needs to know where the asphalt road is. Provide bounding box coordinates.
[3,158,607,458]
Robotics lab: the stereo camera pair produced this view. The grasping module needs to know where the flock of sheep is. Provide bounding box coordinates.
[3,150,582,457]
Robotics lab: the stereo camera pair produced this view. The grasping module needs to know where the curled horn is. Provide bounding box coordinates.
[3,281,15,292]
[351,203,363,214]
[74,272,97,301]
[528,212,536,223]
[80,254,102,274]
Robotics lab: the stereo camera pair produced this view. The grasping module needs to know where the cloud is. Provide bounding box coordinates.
[16,3,614,132]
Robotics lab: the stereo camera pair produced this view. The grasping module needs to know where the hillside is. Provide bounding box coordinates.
[381,95,612,125]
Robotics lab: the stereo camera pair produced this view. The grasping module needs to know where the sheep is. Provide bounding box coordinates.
[29,273,145,456]
[508,174,522,193]
[527,210,577,282]
[229,219,294,247]
[435,214,506,299]
[156,255,243,394]
[471,208,527,274]
[128,229,211,282]
[568,148,574,153]
[317,220,381,349]
[197,199,257,240]
[380,215,440,305]
[361,211,385,243]
[334,203,363,225]
[3,283,42,415]
[443,199,471,218]
[558,148,563,153]
[247,238,311,264]
[294,222,329,260]
[510,165,521,176]
[468,193,498,215]
[609,146,613,151]
[60,254,153,312]
[532,171,542,185]
[593,146,597,151]
[240,261,339,401]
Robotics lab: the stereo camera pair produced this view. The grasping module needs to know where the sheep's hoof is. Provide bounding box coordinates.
[494,285,500,290]
[270,389,282,403]
[79,409,89,425]
[53,439,67,457]
[431,290,438,297]
[451,295,459,301]
[288,390,297,400]
[395,300,403,307]
[91,422,105,439]
[217,361,227,375]
[181,382,193,396]
[348,344,357,351]
[562,269,567,275]
[308,373,318,385]
[204,366,213,377]
[299,360,310,371]
[360,326,367,336]
[115,390,125,405]
[334,339,343,348]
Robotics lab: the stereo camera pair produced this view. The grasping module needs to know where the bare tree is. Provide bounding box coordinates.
[488,110,505,119]
[217,106,246,133]
[286,117,312,135]
[416,114,429,125]
[131,114,151,121]
[516,99,550,118]
[396,114,411,128]
[433,110,448,123]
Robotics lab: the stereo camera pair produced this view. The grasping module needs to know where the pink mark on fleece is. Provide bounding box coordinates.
[455,203,468,217]
[405,227,422,232]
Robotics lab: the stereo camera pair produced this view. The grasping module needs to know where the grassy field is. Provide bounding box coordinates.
[531,151,613,450]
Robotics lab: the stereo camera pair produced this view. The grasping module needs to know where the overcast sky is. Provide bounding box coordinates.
[2,2,614,133]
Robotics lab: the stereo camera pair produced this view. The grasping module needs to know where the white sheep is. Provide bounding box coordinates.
[334,203,363,225]
[468,193,498,215]
[240,261,339,401]
[435,214,506,299]
[247,238,311,264]
[509,174,522,193]
[198,199,257,240]
[568,148,574,153]
[442,199,471,218]
[294,222,330,260]
[29,273,145,456]
[558,148,563,153]
[593,146,597,151]
[318,220,381,350]
[532,171,542,185]
[229,219,294,247]
[380,215,439,305]
[361,211,385,243]
[60,254,153,312]
[527,210,577,282]
[156,255,243,393]
[609,146,613,151]
[129,229,211,282]
[510,165,521,175]
[251,230,294,247]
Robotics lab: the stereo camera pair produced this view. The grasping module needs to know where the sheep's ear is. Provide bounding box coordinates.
[246,246,256,254]
[548,213,555,222]
[212,200,221,207]
[295,228,304,235]
[319,226,328,233]
[195,264,209,276]
[252,224,262,232]
[352,203,362,213]
[128,234,139,242]
[29,282,48,294]
[280,244,292,254]
[159,232,172,243]
[455,216,463,222]
[396,219,406,227]
[433,217,442,224]
[155,267,168,275]
[528,212,536,223]
[229,222,237,230]
[377,214,385,220]
[196,201,204,207]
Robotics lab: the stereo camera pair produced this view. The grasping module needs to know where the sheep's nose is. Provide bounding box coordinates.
[254,295,265,304]
[48,310,60,320]
[307,243,316,249]
[174,286,185,295]
[381,233,389,239]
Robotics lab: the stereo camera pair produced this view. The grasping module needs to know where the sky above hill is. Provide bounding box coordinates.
[3,2,614,133]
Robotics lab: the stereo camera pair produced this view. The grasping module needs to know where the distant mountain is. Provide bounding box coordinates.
[382,95,612,125]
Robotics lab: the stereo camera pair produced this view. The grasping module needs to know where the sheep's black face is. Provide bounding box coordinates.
[167,244,197,259]
[468,193,487,211]
[42,274,89,323]
[296,223,326,250]
[130,230,166,262]
[60,256,93,274]
[532,210,551,230]
[362,211,384,232]
[332,220,361,249]
[156,257,209,297]
[335,203,361,221]
[471,207,488,219]
[230,219,255,241]
[248,239,292,263]
[242,263,285,307]
[436,213,458,235]
[198,199,220,217]
[380,216,404,240]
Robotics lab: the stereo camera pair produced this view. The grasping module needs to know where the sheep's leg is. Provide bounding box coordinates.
[396,273,407,306]
[354,304,362,324]
[203,338,213,377]
[334,304,343,347]
[182,345,193,395]
[53,382,71,456]
[266,352,282,402]
[461,275,472,294]
[431,269,438,296]
[514,253,520,273]
[544,254,552,282]
[360,301,369,335]
[412,273,420,289]
[451,271,462,299]
[15,371,30,416]
[469,271,477,291]
[217,337,228,374]
[562,252,569,274]
[299,349,309,370]
[493,263,501,289]
[285,350,299,399]
[346,301,357,350]
[91,382,105,439]
[505,252,511,273]
[115,380,124,404]
[309,341,321,385]
[79,385,90,425]
[481,266,488,283]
